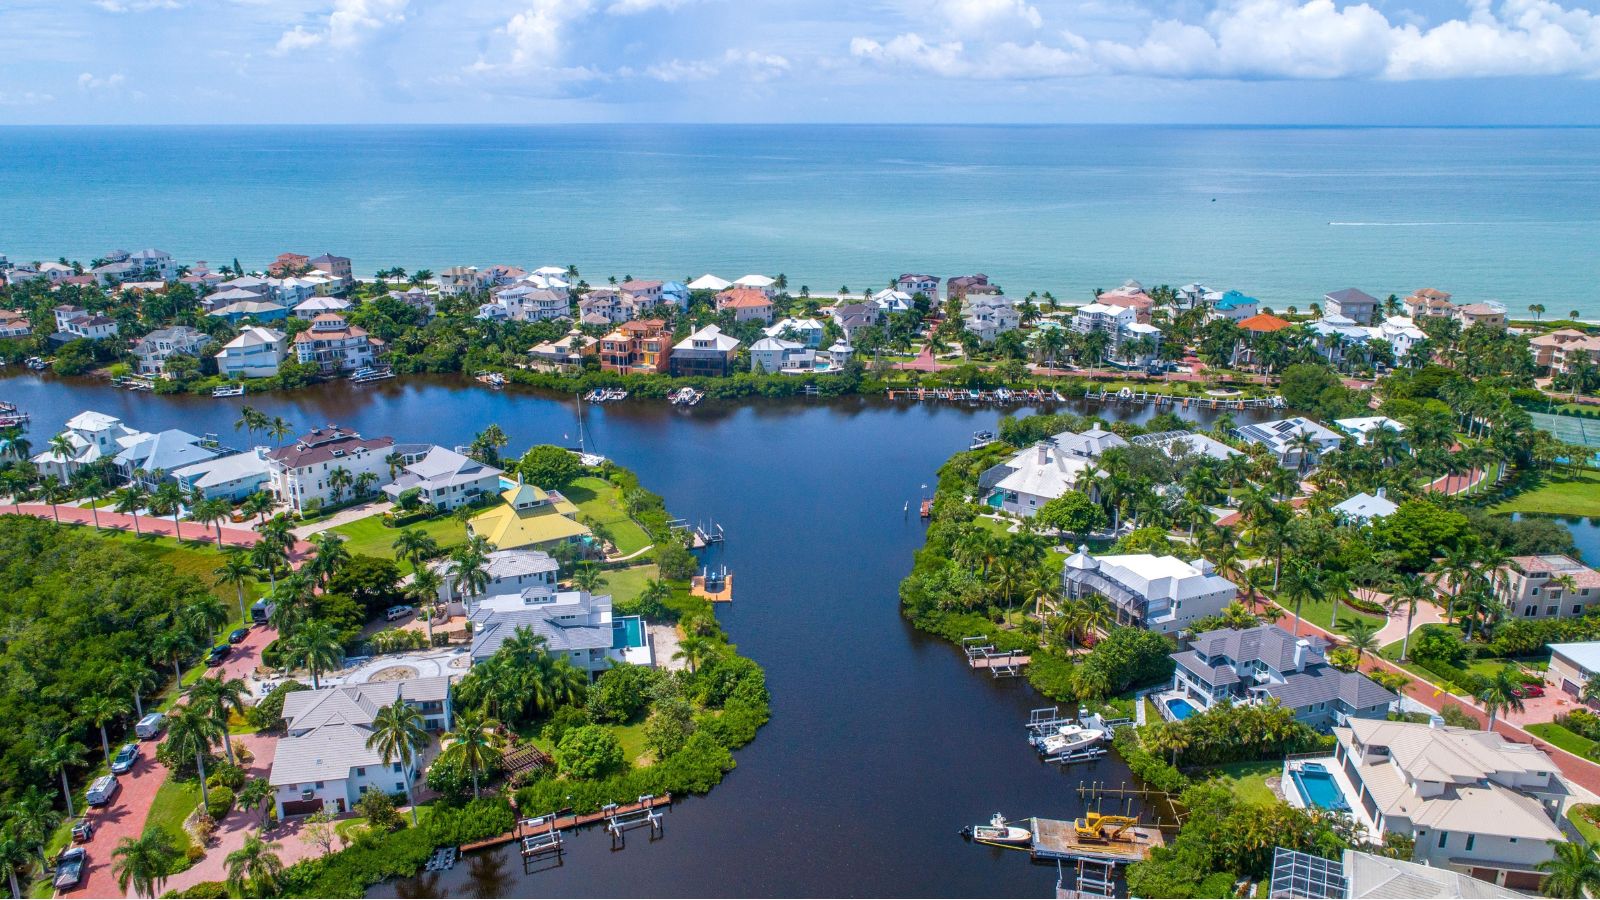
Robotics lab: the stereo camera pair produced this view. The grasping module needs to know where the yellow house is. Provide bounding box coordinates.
[467,480,591,551]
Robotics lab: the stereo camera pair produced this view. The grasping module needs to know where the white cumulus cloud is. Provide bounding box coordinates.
[77,71,127,91]
[646,49,791,82]
[275,0,409,54]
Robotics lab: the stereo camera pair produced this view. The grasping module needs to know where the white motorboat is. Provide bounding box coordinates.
[1034,723,1106,757]
[963,813,1031,846]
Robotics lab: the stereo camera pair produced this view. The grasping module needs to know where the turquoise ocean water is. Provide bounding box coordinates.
[1,125,1597,312]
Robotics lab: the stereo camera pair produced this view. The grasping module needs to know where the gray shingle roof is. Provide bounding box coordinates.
[1254,664,1398,710]
[1190,624,1325,673]
[470,601,612,659]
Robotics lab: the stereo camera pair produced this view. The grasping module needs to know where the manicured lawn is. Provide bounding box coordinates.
[147,775,202,856]
[564,476,652,557]
[1529,722,1599,759]
[1570,804,1600,845]
[1270,593,1383,638]
[331,514,468,572]
[1197,760,1280,806]
[1492,469,1600,517]
[611,719,650,763]
[603,563,660,605]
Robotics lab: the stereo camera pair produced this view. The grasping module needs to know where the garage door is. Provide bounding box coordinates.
[281,799,322,817]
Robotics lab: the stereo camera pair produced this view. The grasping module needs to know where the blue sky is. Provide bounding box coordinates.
[2,0,1599,124]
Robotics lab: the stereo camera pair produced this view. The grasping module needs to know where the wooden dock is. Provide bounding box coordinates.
[1028,817,1164,864]
[458,793,674,852]
[690,572,734,603]
[970,653,1031,669]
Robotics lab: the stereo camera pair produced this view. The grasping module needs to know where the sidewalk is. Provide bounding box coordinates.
[291,499,393,539]
[9,503,313,560]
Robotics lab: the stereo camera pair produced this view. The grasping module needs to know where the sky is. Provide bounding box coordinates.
[2,0,1599,124]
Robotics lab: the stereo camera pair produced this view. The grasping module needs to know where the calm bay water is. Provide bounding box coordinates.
[2,373,1279,896]
[1,126,1598,312]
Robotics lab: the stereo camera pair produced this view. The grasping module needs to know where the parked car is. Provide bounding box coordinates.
[71,820,94,843]
[85,774,119,807]
[54,848,86,890]
[228,626,250,644]
[1516,683,1546,699]
[110,742,139,774]
[385,605,415,622]
[251,598,275,625]
[206,644,230,665]
[135,711,166,739]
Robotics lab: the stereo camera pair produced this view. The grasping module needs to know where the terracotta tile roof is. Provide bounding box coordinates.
[1238,313,1292,332]
[716,288,773,309]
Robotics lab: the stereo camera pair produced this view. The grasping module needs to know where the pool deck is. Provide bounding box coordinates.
[1281,756,1380,841]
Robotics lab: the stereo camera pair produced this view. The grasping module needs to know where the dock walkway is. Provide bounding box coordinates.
[1028,816,1164,863]
[458,794,674,852]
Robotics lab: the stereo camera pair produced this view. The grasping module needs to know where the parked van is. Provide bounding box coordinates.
[250,598,275,625]
[135,712,166,739]
[86,775,119,807]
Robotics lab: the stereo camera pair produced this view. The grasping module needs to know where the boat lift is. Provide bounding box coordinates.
[517,814,566,874]
[961,637,1028,678]
[603,795,664,850]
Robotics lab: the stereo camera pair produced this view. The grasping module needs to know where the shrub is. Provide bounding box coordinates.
[1440,705,1481,729]
[205,785,236,820]
[538,704,593,746]
[1025,651,1077,701]
[556,725,625,780]
[587,663,662,723]
[164,881,228,899]
[426,797,515,847]
[247,680,310,731]
[207,762,246,792]
[354,790,405,834]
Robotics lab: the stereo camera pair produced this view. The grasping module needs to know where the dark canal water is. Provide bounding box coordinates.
[2,373,1269,898]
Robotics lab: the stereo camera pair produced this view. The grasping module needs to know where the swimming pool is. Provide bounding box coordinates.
[1291,766,1350,812]
[612,616,645,650]
[1164,697,1200,721]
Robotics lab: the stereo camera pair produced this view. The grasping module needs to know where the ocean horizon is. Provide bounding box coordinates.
[2,123,1597,314]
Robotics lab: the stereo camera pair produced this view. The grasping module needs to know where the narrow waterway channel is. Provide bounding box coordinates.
[3,373,1275,897]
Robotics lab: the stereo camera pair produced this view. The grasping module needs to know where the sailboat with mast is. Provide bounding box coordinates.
[572,391,607,466]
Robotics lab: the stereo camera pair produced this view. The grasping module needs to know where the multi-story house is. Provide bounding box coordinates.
[293,312,379,373]
[1168,625,1396,728]
[833,303,880,341]
[978,425,1125,517]
[269,252,311,276]
[750,336,814,374]
[765,317,827,348]
[432,548,559,605]
[215,327,288,378]
[307,253,353,292]
[270,677,451,819]
[1496,554,1600,620]
[670,325,741,377]
[1454,303,1508,329]
[579,289,629,324]
[1062,547,1238,635]
[381,446,502,511]
[962,296,1021,343]
[265,424,394,512]
[1235,417,1344,468]
[715,288,775,324]
[598,319,671,375]
[437,265,489,296]
[618,279,664,309]
[471,587,651,674]
[31,410,150,480]
[1073,302,1163,365]
[896,273,940,301]
[1405,288,1455,319]
[1324,288,1380,325]
[946,273,990,301]
[732,274,777,296]
[131,326,210,375]
[0,310,31,338]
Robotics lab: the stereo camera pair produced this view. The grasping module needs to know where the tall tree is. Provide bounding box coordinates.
[367,701,427,826]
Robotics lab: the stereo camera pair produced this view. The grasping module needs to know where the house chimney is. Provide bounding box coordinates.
[1037,442,1050,465]
[1294,639,1310,672]
[1375,487,1386,499]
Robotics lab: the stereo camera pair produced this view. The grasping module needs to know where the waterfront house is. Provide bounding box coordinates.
[1073,302,1161,365]
[1373,315,1427,359]
[265,424,395,512]
[618,279,664,308]
[1529,328,1600,371]
[687,273,732,292]
[979,426,1124,516]
[215,327,288,379]
[293,312,379,373]
[1405,288,1456,319]
[1495,554,1600,621]
[750,337,813,374]
[946,274,990,301]
[897,274,939,301]
[1169,625,1396,727]
[871,289,915,315]
[1267,846,1524,899]
[0,309,31,339]
[269,677,451,819]
[579,289,628,324]
[1062,546,1238,634]
[1208,290,1260,322]
[293,296,351,317]
[598,319,671,375]
[307,253,354,292]
[493,285,570,321]
[732,274,777,296]
[765,317,826,348]
[1324,288,1379,325]
[1545,641,1600,699]
[170,449,273,502]
[32,411,149,480]
[131,325,210,375]
[1176,283,1211,310]
[437,266,489,296]
[50,305,118,342]
[528,331,594,371]
[1454,302,1508,330]
[269,253,310,276]
[115,429,220,488]
[1096,290,1155,323]
[208,299,289,324]
[962,296,1021,343]
[201,287,265,312]
[671,325,742,377]
[470,587,649,675]
[1332,489,1399,525]
[467,479,591,552]
[433,547,558,605]
[1131,430,1241,461]
[1334,416,1406,446]
[1235,417,1343,468]
[833,303,880,341]
[1312,719,1566,890]
[716,288,775,324]
[382,446,502,511]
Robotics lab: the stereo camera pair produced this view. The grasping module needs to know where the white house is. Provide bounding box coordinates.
[269,677,452,819]
[381,446,502,511]
[216,327,288,379]
[293,313,378,373]
[1332,489,1400,524]
[1334,416,1407,446]
[732,274,777,296]
[32,411,149,480]
[433,548,558,605]
[962,296,1021,343]
[765,317,826,348]
[896,273,939,301]
[131,326,210,375]
[978,426,1126,517]
[750,336,814,374]
[265,424,394,512]
[115,429,220,487]
[1235,417,1344,468]
[171,449,274,502]
[292,296,351,317]
[470,588,652,675]
[1062,547,1239,634]
[687,273,732,292]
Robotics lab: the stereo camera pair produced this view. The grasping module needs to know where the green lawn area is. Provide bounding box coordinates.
[1197,760,1281,806]
[1529,722,1599,758]
[330,514,468,572]
[147,775,202,855]
[1570,805,1600,845]
[564,476,652,557]
[602,563,660,605]
[611,719,650,763]
[1270,593,1383,638]
[1492,469,1600,517]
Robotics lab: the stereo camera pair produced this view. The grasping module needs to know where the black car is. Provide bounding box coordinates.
[206,644,230,665]
[54,848,85,890]
[228,626,250,644]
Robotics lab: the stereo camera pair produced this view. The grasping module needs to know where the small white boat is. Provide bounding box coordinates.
[1035,724,1106,757]
[964,813,1031,845]
[350,366,394,384]
[25,357,47,371]
[969,430,996,450]
[212,384,245,397]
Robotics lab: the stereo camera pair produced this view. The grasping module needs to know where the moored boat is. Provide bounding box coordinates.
[962,813,1031,845]
[1033,723,1106,757]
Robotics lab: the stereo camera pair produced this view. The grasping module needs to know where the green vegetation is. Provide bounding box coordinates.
[328,514,466,573]
[1494,470,1600,517]
[566,475,653,557]
[1197,760,1280,807]
[1529,722,1600,759]
[1568,804,1600,845]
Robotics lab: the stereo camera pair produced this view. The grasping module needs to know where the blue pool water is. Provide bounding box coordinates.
[612,616,645,650]
[1292,767,1350,812]
[1165,698,1200,721]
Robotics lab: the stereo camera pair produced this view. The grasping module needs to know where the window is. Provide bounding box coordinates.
[315,781,324,789]
[1576,605,1585,615]
[396,782,404,791]
[1524,605,1538,617]
[1438,831,1448,849]
[1547,606,1559,616]
[355,767,366,776]
[393,763,402,772]
[1465,834,1476,852]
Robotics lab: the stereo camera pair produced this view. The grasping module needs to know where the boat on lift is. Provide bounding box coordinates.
[1032,723,1107,757]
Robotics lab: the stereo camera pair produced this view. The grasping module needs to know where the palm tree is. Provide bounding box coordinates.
[1538,840,1600,898]
[47,433,75,474]
[0,831,30,900]
[1388,574,1434,662]
[225,830,285,897]
[409,566,444,643]
[268,416,293,447]
[165,704,223,810]
[214,549,255,623]
[183,596,230,648]
[111,659,156,719]
[238,778,275,827]
[9,788,62,874]
[673,633,716,673]
[40,474,65,523]
[1278,562,1321,636]
[450,544,490,615]
[187,675,249,766]
[153,628,198,684]
[81,694,131,762]
[112,827,180,899]
[153,481,185,536]
[79,474,106,531]
[441,708,501,799]
[287,620,344,689]
[1583,672,1600,707]
[1339,619,1380,668]
[116,483,150,535]
[570,562,607,594]
[367,701,427,826]
[391,527,439,572]
[309,531,350,587]
[241,491,274,526]
[1478,666,1526,730]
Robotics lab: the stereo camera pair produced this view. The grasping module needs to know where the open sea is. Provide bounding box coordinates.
[1,125,1598,313]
